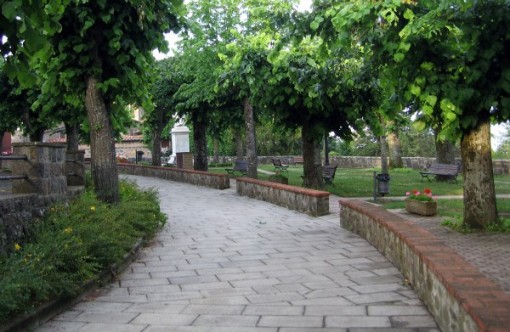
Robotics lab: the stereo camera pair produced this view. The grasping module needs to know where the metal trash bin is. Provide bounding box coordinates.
[373,172,390,200]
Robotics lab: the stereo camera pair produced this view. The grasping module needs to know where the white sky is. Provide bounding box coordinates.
[152,0,312,60]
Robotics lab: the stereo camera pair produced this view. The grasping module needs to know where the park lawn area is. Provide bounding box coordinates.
[210,164,510,197]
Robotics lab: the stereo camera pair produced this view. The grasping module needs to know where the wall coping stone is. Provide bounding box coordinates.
[339,198,510,332]
[117,163,230,190]
[119,163,228,178]
[236,176,329,198]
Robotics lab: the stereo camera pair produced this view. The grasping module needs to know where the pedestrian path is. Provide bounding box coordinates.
[37,175,439,331]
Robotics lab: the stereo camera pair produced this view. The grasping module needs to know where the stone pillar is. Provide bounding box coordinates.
[171,125,190,160]
[66,150,85,186]
[11,143,67,196]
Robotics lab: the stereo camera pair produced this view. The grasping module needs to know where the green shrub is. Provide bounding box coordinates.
[0,179,165,323]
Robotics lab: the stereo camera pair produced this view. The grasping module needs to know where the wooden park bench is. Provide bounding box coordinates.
[271,158,289,172]
[293,156,304,165]
[323,165,337,186]
[420,163,460,182]
[301,165,338,187]
[225,160,248,176]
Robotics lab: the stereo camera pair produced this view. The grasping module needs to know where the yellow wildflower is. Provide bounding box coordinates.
[64,227,73,234]
[14,243,21,251]
[90,206,96,211]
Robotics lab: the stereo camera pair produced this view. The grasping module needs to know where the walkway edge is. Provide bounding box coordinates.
[339,198,510,332]
[0,238,147,332]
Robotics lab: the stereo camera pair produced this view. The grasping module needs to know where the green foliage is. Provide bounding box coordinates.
[0,179,165,323]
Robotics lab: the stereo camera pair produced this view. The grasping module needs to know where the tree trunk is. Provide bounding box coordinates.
[434,128,456,163]
[65,122,80,151]
[461,120,498,228]
[387,130,403,169]
[213,138,220,163]
[302,121,323,188]
[380,135,389,174]
[434,129,457,181]
[85,76,119,204]
[234,128,244,159]
[152,129,162,166]
[324,131,330,166]
[244,97,257,178]
[193,115,208,171]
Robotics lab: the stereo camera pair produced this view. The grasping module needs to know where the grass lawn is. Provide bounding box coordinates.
[209,164,510,230]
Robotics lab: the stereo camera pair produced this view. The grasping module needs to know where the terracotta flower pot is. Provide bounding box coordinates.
[405,199,437,216]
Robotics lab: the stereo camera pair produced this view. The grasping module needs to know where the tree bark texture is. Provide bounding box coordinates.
[379,135,389,174]
[193,116,208,171]
[302,121,323,189]
[434,129,456,164]
[387,131,403,169]
[152,129,162,166]
[461,120,498,228]
[324,131,330,166]
[213,138,220,163]
[434,129,457,181]
[85,76,119,204]
[151,110,163,166]
[65,122,80,151]
[234,128,244,159]
[244,97,258,178]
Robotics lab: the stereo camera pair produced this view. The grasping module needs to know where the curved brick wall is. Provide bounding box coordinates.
[339,198,510,332]
[236,177,329,216]
[117,163,230,190]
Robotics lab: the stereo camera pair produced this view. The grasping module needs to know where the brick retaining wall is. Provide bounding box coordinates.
[236,177,329,216]
[339,198,510,332]
[117,163,230,190]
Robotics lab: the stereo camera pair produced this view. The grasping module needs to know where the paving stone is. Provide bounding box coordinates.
[72,301,132,312]
[64,312,139,324]
[192,314,259,327]
[181,304,245,315]
[242,305,304,316]
[144,327,277,332]
[35,176,439,332]
[129,284,181,295]
[35,321,87,332]
[121,278,171,287]
[130,313,197,325]
[258,315,323,328]
[345,292,409,305]
[304,305,367,316]
[390,315,439,328]
[368,305,431,316]
[124,302,188,313]
[325,316,392,328]
[75,323,146,332]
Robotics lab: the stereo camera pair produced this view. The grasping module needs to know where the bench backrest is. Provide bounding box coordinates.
[234,160,248,171]
[427,163,460,175]
[323,165,337,178]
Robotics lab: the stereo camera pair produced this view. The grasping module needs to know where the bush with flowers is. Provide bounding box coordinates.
[406,188,436,202]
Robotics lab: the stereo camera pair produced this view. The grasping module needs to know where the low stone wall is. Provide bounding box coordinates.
[117,163,230,190]
[214,156,510,173]
[339,198,510,332]
[0,187,84,255]
[236,177,329,216]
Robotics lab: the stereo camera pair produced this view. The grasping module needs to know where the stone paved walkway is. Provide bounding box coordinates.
[37,175,439,331]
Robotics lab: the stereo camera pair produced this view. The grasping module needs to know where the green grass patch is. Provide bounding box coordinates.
[0,179,166,324]
[210,164,510,233]
[381,198,510,233]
